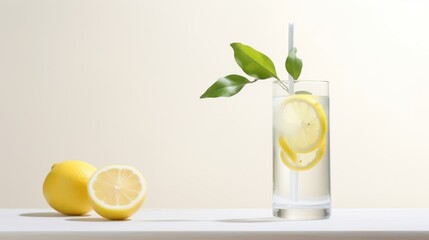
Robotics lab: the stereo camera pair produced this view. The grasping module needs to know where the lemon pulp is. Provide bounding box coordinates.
[278,94,327,153]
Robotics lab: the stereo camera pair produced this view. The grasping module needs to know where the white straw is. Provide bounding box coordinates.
[290,160,298,202]
[288,22,298,202]
[288,22,295,93]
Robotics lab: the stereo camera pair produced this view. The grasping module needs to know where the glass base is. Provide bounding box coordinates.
[273,208,330,220]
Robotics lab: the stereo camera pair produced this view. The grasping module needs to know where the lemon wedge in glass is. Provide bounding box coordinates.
[87,165,147,220]
[279,136,326,171]
[278,94,327,153]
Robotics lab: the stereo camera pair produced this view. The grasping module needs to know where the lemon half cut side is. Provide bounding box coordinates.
[279,94,327,153]
[88,165,147,220]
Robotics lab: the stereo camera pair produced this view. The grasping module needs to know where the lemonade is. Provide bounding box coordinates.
[273,81,330,220]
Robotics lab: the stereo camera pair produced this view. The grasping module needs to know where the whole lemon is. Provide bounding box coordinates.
[43,160,97,215]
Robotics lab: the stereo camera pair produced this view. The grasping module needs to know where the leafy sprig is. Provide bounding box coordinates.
[200,43,303,98]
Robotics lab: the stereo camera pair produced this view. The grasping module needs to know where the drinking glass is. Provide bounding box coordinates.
[273,80,330,220]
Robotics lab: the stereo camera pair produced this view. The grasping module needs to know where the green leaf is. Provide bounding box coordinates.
[230,43,278,80]
[285,47,303,80]
[200,74,250,98]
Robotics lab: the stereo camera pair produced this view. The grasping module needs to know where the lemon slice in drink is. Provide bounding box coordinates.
[279,94,327,153]
[88,165,147,220]
[279,136,326,171]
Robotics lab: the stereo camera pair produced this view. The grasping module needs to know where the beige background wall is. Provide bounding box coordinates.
[1,0,428,208]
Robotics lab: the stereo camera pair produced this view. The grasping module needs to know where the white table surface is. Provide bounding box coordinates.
[1,208,429,240]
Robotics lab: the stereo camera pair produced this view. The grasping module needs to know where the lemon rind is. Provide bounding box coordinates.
[279,136,327,171]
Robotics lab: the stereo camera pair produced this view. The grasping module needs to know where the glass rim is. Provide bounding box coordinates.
[273,80,329,84]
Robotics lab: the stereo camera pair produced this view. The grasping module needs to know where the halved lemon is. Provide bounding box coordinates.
[87,165,147,220]
[279,136,326,171]
[278,94,327,153]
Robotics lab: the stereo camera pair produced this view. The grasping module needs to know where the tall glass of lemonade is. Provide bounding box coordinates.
[273,80,330,220]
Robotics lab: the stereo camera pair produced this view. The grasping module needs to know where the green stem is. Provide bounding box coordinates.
[246,77,290,94]
[274,80,289,92]
[250,78,289,93]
